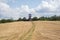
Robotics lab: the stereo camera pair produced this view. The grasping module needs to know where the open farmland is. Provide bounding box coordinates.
[0,21,60,40]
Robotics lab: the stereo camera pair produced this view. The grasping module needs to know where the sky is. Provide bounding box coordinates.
[0,0,60,19]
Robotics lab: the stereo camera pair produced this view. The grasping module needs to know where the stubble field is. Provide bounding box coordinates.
[0,21,60,40]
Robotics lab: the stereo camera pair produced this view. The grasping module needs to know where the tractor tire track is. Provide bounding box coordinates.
[18,21,36,40]
[0,33,20,40]
[0,21,36,40]
[6,33,20,40]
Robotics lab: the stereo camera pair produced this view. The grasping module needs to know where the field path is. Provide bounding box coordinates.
[18,21,36,40]
[0,21,36,40]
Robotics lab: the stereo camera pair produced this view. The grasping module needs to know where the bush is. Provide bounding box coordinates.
[0,19,7,23]
[22,17,27,21]
[32,17,38,21]
[17,18,22,21]
[0,18,14,23]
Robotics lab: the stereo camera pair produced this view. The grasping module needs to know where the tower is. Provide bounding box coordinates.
[28,14,32,21]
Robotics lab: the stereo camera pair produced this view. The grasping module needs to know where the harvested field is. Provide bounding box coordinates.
[0,21,60,40]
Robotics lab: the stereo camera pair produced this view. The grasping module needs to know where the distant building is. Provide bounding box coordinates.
[28,14,32,21]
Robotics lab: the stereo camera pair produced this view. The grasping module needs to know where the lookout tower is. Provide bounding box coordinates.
[28,14,32,21]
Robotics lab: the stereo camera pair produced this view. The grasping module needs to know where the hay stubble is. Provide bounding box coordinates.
[0,21,60,40]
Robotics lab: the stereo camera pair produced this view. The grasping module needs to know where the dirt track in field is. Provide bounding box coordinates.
[0,21,60,40]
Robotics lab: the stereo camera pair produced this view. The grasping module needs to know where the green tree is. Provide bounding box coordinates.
[50,15,57,21]
[7,18,14,22]
[22,17,27,21]
[0,19,7,23]
[17,18,22,21]
[39,16,46,20]
[32,17,38,21]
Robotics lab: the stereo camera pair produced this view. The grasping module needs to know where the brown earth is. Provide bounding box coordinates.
[0,21,60,40]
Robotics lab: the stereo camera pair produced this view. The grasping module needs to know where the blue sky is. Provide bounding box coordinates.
[7,0,42,8]
[0,0,60,19]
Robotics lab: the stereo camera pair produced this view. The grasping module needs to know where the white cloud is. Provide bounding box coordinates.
[0,2,10,12]
[0,0,60,19]
[35,0,60,15]
[36,0,57,11]
[0,2,20,19]
[20,5,36,14]
[0,2,36,19]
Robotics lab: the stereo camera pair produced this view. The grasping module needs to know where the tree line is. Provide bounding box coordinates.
[17,15,60,21]
[0,15,60,23]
